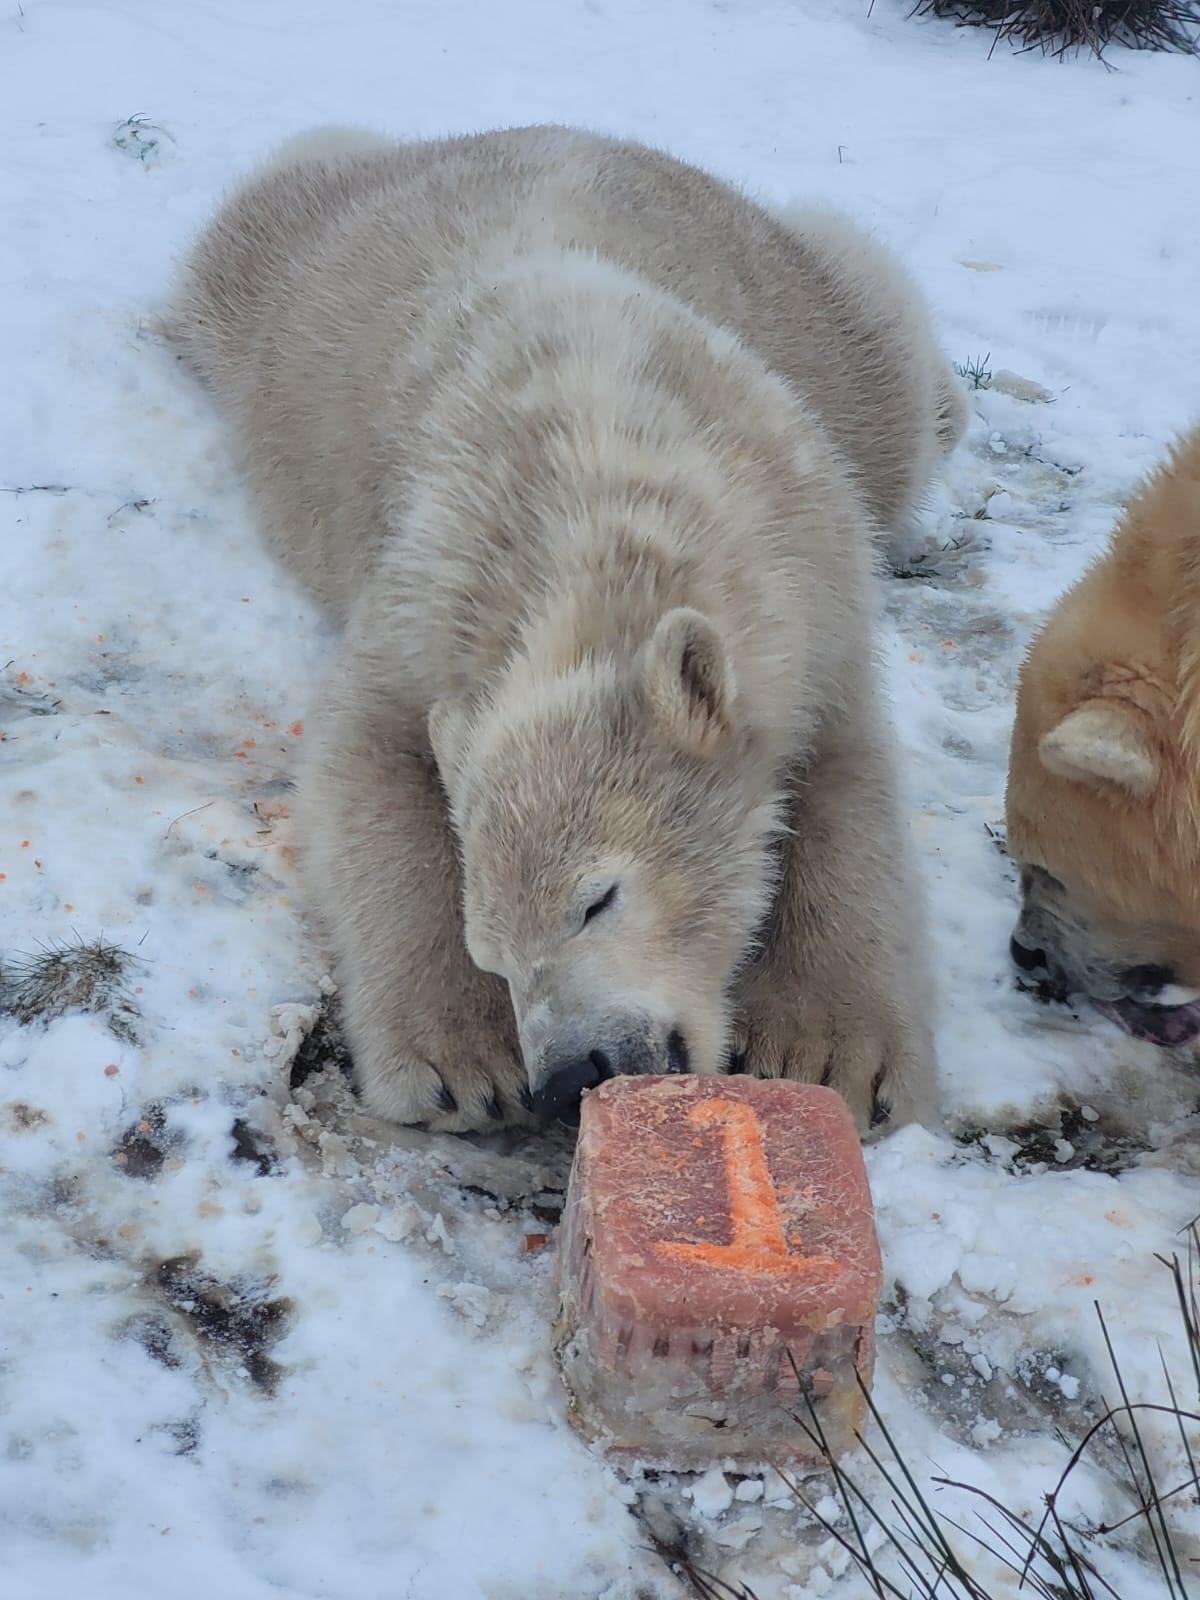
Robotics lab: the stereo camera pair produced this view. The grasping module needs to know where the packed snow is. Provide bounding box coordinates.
[2,1,1199,1595]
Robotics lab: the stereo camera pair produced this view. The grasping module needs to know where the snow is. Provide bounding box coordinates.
[687,1467,735,1518]
[2,0,1199,1596]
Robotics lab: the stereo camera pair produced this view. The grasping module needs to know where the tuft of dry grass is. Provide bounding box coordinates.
[1,936,141,1042]
[775,1232,1200,1599]
[910,0,1200,59]
[954,353,992,391]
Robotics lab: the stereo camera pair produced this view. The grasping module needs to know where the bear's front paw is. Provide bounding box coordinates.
[355,1029,535,1134]
[730,985,933,1136]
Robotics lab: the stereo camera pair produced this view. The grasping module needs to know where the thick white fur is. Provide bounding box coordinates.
[171,125,961,1133]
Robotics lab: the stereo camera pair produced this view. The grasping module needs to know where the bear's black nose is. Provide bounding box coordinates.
[1010,936,1047,974]
[533,1052,609,1126]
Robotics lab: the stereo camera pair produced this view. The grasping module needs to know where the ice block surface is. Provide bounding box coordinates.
[553,1075,881,1467]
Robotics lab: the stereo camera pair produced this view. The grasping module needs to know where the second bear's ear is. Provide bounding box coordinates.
[644,608,736,750]
[428,699,470,787]
[1038,704,1158,797]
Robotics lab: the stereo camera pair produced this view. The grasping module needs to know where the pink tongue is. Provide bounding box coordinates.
[1096,998,1200,1047]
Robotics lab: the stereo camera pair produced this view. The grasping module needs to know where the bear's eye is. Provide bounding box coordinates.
[582,883,619,928]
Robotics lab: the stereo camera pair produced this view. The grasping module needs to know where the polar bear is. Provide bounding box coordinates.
[1007,424,1200,1046]
[171,125,963,1133]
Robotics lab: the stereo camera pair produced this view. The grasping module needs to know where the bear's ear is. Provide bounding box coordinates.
[428,699,470,787]
[643,608,735,750]
[1038,704,1158,797]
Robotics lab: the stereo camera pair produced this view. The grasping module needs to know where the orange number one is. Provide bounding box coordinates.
[656,1098,837,1276]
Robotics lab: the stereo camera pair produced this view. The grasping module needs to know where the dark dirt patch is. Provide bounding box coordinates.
[529,1188,566,1226]
[230,1116,280,1176]
[152,1254,292,1393]
[203,848,261,894]
[883,1287,1090,1442]
[114,1103,183,1180]
[126,1310,182,1370]
[159,1414,201,1456]
[958,1098,1150,1174]
[4,1101,49,1132]
[288,997,354,1091]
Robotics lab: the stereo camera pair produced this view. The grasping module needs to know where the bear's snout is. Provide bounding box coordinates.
[532,1026,690,1127]
[533,1052,608,1126]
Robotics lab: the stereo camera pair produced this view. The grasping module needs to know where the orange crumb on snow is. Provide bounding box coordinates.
[288,720,304,737]
[20,839,30,848]
[134,775,144,785]
[16,671,29,683]
[63,901,73,911]
[104,1064,119,1078]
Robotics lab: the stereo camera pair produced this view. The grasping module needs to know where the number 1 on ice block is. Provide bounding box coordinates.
[656,1097,837,1275]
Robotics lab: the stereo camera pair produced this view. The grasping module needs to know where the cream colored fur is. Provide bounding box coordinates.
[1007,424,1200,998]
[172,125,961,1133]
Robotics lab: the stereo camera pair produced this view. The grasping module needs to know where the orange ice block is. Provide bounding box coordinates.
[554,1075,881,1467]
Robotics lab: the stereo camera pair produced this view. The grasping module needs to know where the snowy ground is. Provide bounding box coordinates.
[3,2,1200,1596]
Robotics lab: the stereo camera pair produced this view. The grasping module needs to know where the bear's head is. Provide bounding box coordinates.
[1005,429,1200,1046]
[430,608,784,1124]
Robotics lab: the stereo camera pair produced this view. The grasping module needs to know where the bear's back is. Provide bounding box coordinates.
[172,126,950,613]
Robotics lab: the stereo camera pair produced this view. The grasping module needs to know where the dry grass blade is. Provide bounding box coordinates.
[774,1284,1199,1600]
[784,1354,893,1595]
[1155,1232,1200,1403]
[1153,1344,1200,1532]
[850,1370,988,1594]
[640,1533,762,1600]
[1095,1305,1187,1597]
[938,1509,1065,1598]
